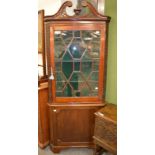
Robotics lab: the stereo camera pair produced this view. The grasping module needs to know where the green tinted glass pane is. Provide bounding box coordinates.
[74,61,80,71]
[93,61,99,71]
[89,82,98,92]
[69,38,85,59]
[73,90,81,97]
[90,92,98,96]
[81,61,92,78]
[70,82,79,91]
[74,31,81,38]
[70,72,84,82]
[63,84,72,97]
[56,91,63,97]
[55,62,61,71]
[89,71,99,81]
[56,82,66,91]
[79,83,90,96]
[62,62,73,79]
[81,50,92,61]
[54,30,100,97]
[62,51,72,61]
[56,72,66,82]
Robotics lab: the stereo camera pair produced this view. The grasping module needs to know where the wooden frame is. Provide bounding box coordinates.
[38,10,47,82]
[50,23,107,103]
[38,10,45,53]
[45,1,110,103]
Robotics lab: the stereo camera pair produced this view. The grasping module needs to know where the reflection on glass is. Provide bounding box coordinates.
[54,30,100,97]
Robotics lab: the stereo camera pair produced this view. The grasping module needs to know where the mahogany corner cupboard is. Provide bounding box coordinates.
[44,1,111,153]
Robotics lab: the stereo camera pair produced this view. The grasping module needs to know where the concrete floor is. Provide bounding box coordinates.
[38,146,113,155]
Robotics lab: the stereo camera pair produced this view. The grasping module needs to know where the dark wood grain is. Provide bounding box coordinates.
[48,103,106,153]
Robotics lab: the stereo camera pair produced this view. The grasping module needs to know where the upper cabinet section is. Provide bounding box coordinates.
[45,0,111,103]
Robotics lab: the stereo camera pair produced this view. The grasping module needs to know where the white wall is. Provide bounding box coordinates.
[38,0,77,16]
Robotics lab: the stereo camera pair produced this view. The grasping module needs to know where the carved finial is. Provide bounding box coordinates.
[74,8,81,15]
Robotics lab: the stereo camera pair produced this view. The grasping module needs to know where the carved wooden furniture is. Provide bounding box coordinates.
[44,0,111,153]
[93,104,117,155]
[38,82,49,148]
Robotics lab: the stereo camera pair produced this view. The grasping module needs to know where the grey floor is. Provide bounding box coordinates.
[38,146,113,155]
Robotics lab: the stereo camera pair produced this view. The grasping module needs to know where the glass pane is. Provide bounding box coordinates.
[55,72,66,82]
[63,84,72,97]
[54,35,66,59]
[88,41,100,58]
[89,82,99,92]
[82,31,93,44]
[81,50,92,61]
[74,31,81,38]
[62,62,73,79]
[69,38,86,59]
[62,50,72,61]
[54,30,100,97]
[74,61,80,71]
[56,82,66,91]
[70,72,84,82]
[89,71,99,81]
[56,91,63,97]
[81,61,92,79]
[55,62,61,71]
[61,31,73,46]
[93,61,99,71]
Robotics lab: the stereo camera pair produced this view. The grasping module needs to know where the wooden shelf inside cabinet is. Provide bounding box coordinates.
[44,0,111,153]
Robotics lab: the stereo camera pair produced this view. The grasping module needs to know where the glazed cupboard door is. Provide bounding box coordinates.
[50,24,106,103]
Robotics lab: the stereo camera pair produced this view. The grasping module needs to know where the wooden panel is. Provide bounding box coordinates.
[94,117,117,148]
[48,103,105,150]
[93,104,117,154]
[38,82,49,148]
[57,108,95,143]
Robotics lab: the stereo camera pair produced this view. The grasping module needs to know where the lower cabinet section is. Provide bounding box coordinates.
[48,103,105,153]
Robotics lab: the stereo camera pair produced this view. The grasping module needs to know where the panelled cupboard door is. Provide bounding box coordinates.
[49,105,101,146]
[49,23,107,103]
